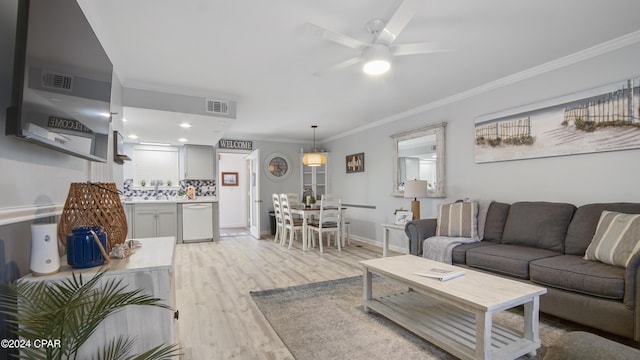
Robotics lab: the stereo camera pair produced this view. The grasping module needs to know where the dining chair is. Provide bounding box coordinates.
[323,193,347,247]
[285,192,301,207]
[280,193,303,249]
[284,192,303,220]
[307,195,342,254]
[272,193,284,244]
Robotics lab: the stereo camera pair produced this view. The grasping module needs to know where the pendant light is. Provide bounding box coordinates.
[302,125,327,167]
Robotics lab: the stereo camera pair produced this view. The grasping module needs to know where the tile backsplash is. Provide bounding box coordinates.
[123,179,216,198]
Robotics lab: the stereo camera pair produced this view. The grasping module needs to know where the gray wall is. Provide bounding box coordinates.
[236,140,307,234]
[326,41,640,250]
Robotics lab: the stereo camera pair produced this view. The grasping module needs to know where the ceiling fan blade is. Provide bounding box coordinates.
[391,42,450,56]
[305,22,369,50]
[313,57,362,77]
[375,0,421,45]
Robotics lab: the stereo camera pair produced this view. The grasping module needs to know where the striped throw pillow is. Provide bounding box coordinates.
[436,201,479,239]
[584,211,640,268]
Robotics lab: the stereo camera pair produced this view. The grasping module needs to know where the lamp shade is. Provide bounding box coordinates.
[303,125,327,167]
[302,152,326,167]
[404,180,428,199]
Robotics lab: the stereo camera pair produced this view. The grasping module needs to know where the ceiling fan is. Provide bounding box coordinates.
[307,0,448,76]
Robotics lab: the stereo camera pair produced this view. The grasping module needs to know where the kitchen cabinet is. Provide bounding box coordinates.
[300,152,329,199]
[19,237,178,359]
[133,203,177,239]
[184,144,214,180]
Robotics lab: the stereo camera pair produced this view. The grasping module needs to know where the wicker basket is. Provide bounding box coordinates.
[58,182,128,251]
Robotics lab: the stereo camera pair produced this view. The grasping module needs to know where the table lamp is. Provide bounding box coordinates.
[404,180,428,220]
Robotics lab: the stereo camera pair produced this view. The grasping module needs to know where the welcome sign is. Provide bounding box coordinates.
[48,116,93,134]
[218,138,253,150]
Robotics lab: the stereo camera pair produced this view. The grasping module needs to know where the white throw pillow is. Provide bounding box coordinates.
[584,211,640,268]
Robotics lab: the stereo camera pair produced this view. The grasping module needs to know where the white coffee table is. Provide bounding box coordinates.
[361,255,547,360]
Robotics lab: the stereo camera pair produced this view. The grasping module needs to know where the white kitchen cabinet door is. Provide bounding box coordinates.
[133,204,177,239]
[184,145,214,180]
[133,207,157,239]
[156,206,178,237]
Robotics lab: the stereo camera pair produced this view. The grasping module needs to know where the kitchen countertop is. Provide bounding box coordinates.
[122,196,218,204]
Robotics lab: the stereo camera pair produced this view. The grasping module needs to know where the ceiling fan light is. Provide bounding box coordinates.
[362,44,391,75]
[363,59,391,75]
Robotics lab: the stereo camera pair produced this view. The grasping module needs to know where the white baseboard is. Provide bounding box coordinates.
[349,234,409,255]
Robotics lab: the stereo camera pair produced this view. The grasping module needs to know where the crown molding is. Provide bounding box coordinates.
[326,30,640,143]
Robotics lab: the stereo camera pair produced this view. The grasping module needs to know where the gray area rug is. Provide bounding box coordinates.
[250,276,583,360]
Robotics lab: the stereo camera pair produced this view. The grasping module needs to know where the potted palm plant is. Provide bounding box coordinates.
[0,271,179,360]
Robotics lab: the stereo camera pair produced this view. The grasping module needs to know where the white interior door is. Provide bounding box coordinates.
[248,149,261,239]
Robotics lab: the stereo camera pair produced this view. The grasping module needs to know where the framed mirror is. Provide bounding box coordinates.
[391,122,446,198]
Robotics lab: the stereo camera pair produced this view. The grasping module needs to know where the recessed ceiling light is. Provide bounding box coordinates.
[178,138,188,142]
[179,123,191,128]
[122,118,128,122]
[128,134,138,139]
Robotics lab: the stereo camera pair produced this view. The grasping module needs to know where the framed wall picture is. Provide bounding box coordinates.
[346,152,365,173]
[474,77,640,163]
[221,172,238,186]
[395,211,413,225]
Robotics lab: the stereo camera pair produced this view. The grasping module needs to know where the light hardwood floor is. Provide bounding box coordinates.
[175,233,388,359]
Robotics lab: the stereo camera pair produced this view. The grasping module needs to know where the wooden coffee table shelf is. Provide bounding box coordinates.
[361,255,547,360]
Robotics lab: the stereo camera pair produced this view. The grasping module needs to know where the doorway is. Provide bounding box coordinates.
[218,152,250,236]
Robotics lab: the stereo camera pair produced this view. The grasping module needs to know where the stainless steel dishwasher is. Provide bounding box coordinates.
[181,202,214,242]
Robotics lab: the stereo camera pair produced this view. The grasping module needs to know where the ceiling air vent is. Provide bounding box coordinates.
[41,70,73,92]
[205,99,229,115]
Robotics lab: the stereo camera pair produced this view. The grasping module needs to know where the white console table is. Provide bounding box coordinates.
[381,223,409,257]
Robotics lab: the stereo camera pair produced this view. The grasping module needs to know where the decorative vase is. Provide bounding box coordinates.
[30,223,60,276]
[66,226,108,269]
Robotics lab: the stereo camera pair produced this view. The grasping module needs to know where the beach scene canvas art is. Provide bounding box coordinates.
[475,78,640,163]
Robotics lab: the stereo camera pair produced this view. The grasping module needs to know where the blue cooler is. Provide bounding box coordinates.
[66,226,108,268]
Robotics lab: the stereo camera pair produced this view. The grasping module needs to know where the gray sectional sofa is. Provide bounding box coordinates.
[405,201,640,342]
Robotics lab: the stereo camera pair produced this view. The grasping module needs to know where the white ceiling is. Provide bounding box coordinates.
[76,0,640,145]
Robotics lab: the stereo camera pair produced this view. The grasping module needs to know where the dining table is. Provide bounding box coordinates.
[290,205,347,251]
